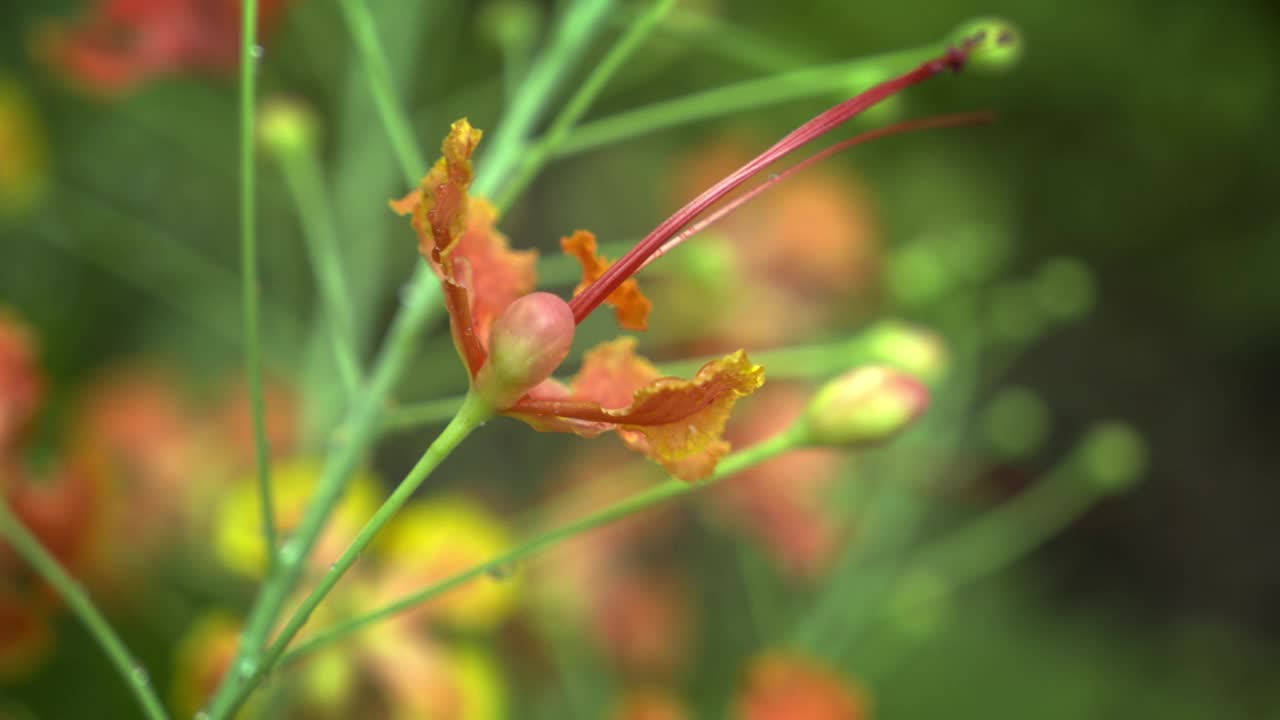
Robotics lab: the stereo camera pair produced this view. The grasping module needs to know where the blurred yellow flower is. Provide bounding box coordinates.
[170,611,244,719]
[0,75,48,218]
[213,458,380,577]
[376,497,517,631]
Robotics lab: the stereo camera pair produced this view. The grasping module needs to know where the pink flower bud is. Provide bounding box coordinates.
[803,366,930,447]
[475,292,575,408]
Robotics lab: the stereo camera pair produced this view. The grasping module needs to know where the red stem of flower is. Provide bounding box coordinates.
[568,44,973,325]
[638,111,995,271]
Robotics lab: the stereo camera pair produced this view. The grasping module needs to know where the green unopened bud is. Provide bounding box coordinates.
[860,320,949,383]
[802,366,930,447]
[476,0,542,52]
[986,282,1045,343]
[950,18,1023,73]
[1078,421,1146,493]
[982,386,1050,459]
[886,243,951,307]
[475,292,575,409]
[1033,256,1096,321]
[258,97,319,157]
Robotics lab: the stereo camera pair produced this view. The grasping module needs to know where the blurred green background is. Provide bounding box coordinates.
[2,0,1278,717]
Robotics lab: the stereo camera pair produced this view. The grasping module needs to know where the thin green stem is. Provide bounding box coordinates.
[908,457,1106,588]
[225,392,492,712]
[335,0,428,182]
[34,191,301,371]
[240,0,278,577]
[482,0,615,205]
[381,395,469,432]
[382,323,924,432]
[203,271,446,718]
[549,44,941,159]
[275,146,362,394]
[280,426,803,662]
[0,498,169,720]
[204,3,617,715]
[639,6,809,72]
[495,0,675,210]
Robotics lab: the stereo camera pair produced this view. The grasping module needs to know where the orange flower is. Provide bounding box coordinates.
[37,0,293,95]
[393,47,982,481]
[709,385,847,580]
[0,311,42,455]
[736,654,867,720]
[611,688,691,720]
[393,123,760,482]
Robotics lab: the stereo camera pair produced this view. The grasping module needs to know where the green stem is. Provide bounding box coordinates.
[225,391,492,712]
[383,323,922,432]
[908,456,1107,588]
[275,146,362,394]
[280,426,802,663]
[203,270,446,719]
[495,0,675,210]
[334,0,428,182]
[239,0,278,577]
[640,6,809,72]
[204,3,617,715]
[0,499,169,720]
[549,44,940,159]
[482,0,616,205]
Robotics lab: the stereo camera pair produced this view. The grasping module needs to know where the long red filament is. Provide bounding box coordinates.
[568,45,972,324]
[637,111,995,271]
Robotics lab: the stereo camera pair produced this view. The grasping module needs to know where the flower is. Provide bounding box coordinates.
[372,496,518,631]
[708,384,849,580]
[212,458,380,577]
[36,0,293,95]
[736,653,867,720]
[0,76,49,218]
[662,135,880,352]
[610,688,691,720]
[393,124,762,482]
[0,311,42,455]
[394,46,981,481]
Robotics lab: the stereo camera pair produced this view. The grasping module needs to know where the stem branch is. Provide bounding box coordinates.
[239,0,279,576]
[282,426,801,662]
[0,498,169,720]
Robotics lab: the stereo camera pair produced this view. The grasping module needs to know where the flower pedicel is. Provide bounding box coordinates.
[394,38,1001,481]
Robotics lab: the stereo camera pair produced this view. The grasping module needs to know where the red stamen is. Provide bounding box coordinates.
[568,44,975,325]
[638,111,995,271]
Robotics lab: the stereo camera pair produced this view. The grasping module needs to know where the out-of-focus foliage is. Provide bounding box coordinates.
[1,0,1277,718]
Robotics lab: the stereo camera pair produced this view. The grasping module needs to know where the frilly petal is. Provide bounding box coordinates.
[562,231,652,331]
[392,121,536,376]
[510,338,765,481]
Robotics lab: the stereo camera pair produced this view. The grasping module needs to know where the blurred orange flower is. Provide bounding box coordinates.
[37,0,295,94]
[662,135,881,352]
[710,385,849,579]
[736,653,867,720]
[0,312,42,455]
[611,687,691,720]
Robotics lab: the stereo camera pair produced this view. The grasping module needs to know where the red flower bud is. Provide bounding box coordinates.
[475,292,575,408]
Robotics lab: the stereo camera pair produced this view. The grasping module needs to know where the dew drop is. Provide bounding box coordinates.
[238,657,259,678]
[251,44,265,60]
[278,538,301,567]
[195,712,211,720]
[768,173,780,182]
[131,663,150,687]
[486,562,517,581]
